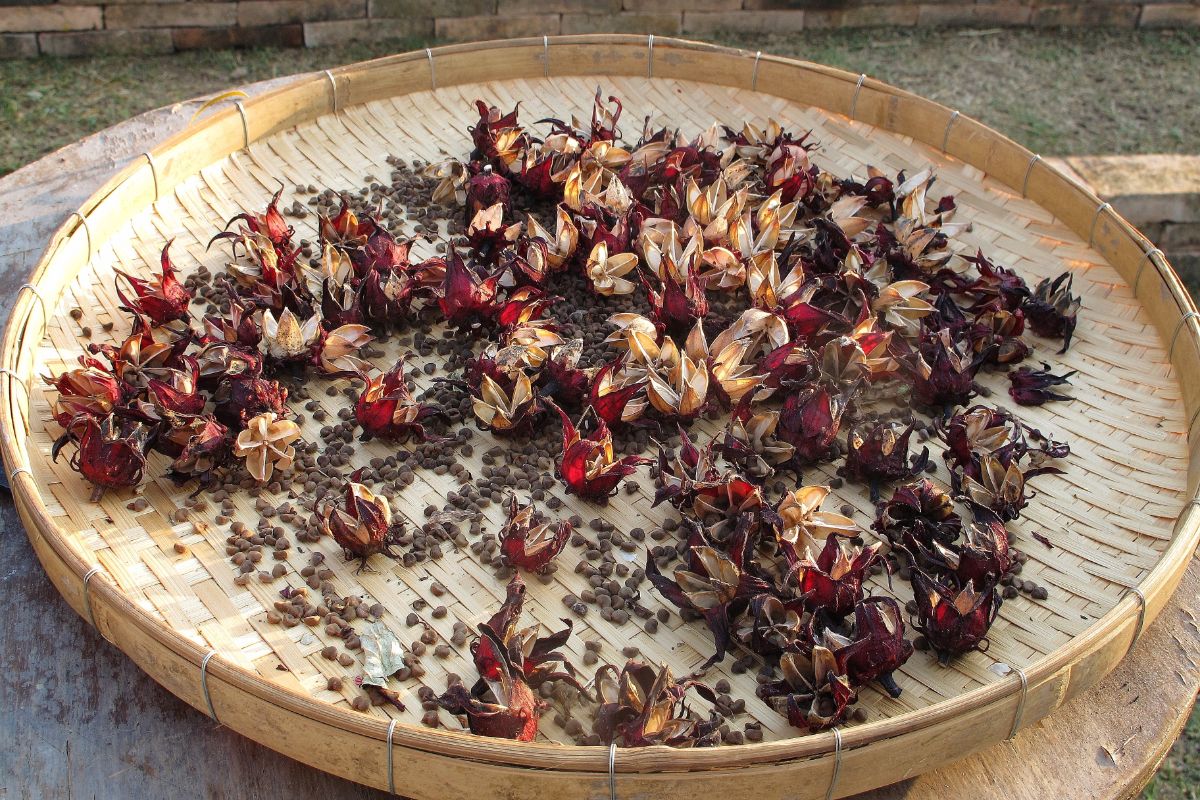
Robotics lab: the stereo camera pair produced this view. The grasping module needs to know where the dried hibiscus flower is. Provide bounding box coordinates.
[233,411,300,483]
[354,360,438,442]
[873,478,962,550]
[1008,364,1075,406]
[758,646,856,733]
[953,452,1061,522]
[909,328,982,409]
[115,241,193,325]
[777,383,853,466]
[497,495,572,573]
[553,402,650,501]
[824,597,913,698]
[53,413,152,498]
[910,569,1001,663]
[1023,272,1080,352]
[470,370,542,435]
[323,481,400,570]
[788,533,883,618]
[214,373,288,428]
[440,626,545,742]
[839,420,930,499]
[44,361,124,429]
[471,577,585,693]
[594,660,719,747]
[165,414,230,478]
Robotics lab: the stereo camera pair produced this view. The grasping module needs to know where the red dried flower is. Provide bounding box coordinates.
[115,240,193,325]
[787,533,883,618]
[438,253,505,328]
[53,413,152,497]
[1007,364,1075,406]
[836,597,914,698]
[927,509,1011,587]
[353,360,438,442]
[164,414,231,478]
[757,645,856,732]
[1023,271,1080,352]
[910,569,1001,663]
[214,373,289,428]
[644,266,709,334]
[323,482,400,570]
[873,478,962,550]
[594,661,719,747]
[497,495,572,573]
[909,328,982,408]
[839,421,930,499]
[471,577,584,692]
[553,402,650,501]
[222,186,292,248]
[467,164,512,222]
[44,361,124,429]
[440,626,545,742]
[776,383,851,466]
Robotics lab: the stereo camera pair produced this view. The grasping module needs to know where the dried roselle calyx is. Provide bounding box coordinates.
[594,661,719,747]
[651,428,719,510]
[758,646,856,733]
[585,241,639,296]
[968,307,1030,365]
[646,539,768,667]
[839,420,930,500]
[469,100,522,166]
[354,360,438,442]
[953,452,1062,522]
[833,597,913,698]
[322,481,400,570]
[497,495,572,573]
[737,594,806,656]
[165,414,230,478]
[438,253,505,328]
[644,264,709,334]
[775,486,859,557]
[936,404,1024,472]
[525,206,580,271]
[467,205,523,264]
[466,164,511,222]
[553,402,650,501]
[222,186,292,248]
[146,356,205,416]
[214,373,288,428]
[1023,271,1080,352]
[53,413,152,498]
[910,570,1001,663]
[43,361,124,429]
[202,290,262,348]
[765,141,817,203]
[261,308,322,365]
[314,324,372,376]
[194,342,262,388]
[472,577,585,693]
[719,406,795,481]
[318,198,373,252]
[536,339,591,409]
[909,328,983,409]
[1008,364,1075,406]
[758,340,817,389]
[319,277,364,330]
[470,370,542,435]
[359,266,415,324]
[114,241,193,325]
[440,626,545,742]
[929,508,1011,587]
[589,359,648,425]
[787,534,883,618]
[358,225,413,276]
[873,478,962,550]
[776,383,853,466]
[234,411,300,483]
[962,251,1029,312]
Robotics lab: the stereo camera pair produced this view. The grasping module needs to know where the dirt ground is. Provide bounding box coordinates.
[0,24,1196,800]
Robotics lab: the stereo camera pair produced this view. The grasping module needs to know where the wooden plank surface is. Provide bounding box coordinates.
[0,72,1195,800]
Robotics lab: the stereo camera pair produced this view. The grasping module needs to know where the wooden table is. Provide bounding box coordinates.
[0,76,1196,800]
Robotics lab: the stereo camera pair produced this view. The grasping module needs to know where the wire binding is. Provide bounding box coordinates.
[386,718,398,794]
[82,565,103,630]
[1021,154,1041,198]
[941,110,959,153]
[647,35,654,79]
[234,100,250,150]
[427,48,437,90]
[1168,310,1199,360]
[8,465,32,484]
[1122,587,1148,657]
[543,35,550,78]
[1007,667,1029,740]
[200,650,219,723]
[1134,247,1163,295]
[608,741,618,800]
[849,73,866,119]
[1088,201,1111,249]
[751,50,762,92]
[18,283,49,324]
[68,211,93,261]
[139,152,160,202]
[825,727,843,800]
[0,368,30,397]
[324,69,340,116]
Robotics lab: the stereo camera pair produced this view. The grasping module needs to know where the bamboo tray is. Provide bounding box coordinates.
[2,36,1198,800]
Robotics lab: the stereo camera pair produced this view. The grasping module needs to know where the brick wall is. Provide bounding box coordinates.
[1,0,1197,58]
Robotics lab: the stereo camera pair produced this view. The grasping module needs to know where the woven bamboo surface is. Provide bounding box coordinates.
[3,37,1198,800]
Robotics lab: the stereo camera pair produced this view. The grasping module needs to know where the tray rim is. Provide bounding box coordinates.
[2,34,1198,798]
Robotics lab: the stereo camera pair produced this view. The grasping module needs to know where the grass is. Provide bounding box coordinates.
[0,22,1196,798]
[2,28,1200,176]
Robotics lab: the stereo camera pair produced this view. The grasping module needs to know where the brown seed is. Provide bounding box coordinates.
[351,695,370,712]
[321,646,337,660]
[431,605,448,619]
[337,653,355,667]
[326,676,343,691]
